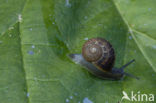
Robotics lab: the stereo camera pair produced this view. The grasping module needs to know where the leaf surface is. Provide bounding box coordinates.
[0,0,155,103]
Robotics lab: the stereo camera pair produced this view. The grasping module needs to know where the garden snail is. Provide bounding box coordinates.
[69,37,139,80]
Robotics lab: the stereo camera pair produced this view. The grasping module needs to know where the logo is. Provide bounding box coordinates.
[120,91,154,102]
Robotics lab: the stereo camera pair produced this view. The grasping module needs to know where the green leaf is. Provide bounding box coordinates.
[114,0,156,72]
[0,0,155,103]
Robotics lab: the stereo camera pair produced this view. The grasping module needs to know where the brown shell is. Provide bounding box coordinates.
[82,38,115,71]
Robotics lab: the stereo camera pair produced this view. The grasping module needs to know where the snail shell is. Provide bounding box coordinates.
[69,37,138,80]
[82,38,115,72]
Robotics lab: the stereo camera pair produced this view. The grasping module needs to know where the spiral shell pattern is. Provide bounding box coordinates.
[82,38,115,71]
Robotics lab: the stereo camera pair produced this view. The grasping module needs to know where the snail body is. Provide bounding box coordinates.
[69,38,138,80]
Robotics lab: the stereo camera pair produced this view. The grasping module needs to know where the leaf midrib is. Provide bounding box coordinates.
[19,0,30,103]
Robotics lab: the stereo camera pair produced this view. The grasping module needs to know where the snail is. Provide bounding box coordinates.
[69,37,139,80]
